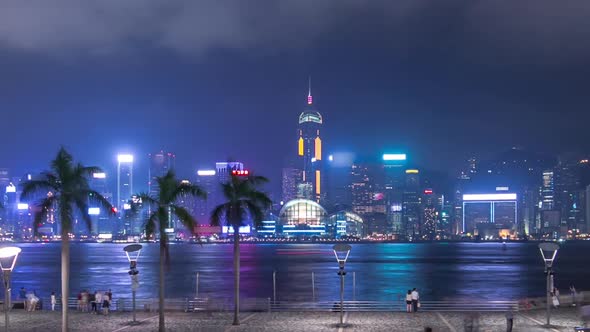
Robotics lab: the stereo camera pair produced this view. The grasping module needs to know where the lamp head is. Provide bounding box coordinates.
[0,247,21,272]
[123,244,142,262]
[538,242,559,268]
[332,243,352,268]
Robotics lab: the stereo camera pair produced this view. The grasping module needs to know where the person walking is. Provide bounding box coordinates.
[51,291,57,311]
[406,290,413,313]
[102,293,110,316]
[411,288,420,313]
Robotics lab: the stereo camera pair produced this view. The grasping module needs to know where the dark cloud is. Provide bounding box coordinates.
[1,0,589,63]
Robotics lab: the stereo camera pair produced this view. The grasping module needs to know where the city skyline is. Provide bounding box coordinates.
[2,2,590,199]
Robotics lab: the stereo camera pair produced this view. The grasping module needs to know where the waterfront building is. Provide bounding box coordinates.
[326,210,364,238]
[278,199,327,237]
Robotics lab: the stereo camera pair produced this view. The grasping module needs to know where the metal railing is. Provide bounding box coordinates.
[269,300,519,312]
[28,297,523,313]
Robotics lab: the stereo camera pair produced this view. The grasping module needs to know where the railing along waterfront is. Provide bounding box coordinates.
[33,297,519,313]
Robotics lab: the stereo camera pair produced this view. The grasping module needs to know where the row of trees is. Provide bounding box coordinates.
[20,148,271,332]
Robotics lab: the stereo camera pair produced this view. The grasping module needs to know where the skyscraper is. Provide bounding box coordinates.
[383,154,407,235]
[149,150,176,198]
[117,154,134,212]
[195,169,218,224]
[281,167,301,203]
[297,79,323,203]
[403,169,421,239]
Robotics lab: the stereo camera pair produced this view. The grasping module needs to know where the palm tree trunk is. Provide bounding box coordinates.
[159,243,165,332]
[232,230,240,325]
[61,235,70,332]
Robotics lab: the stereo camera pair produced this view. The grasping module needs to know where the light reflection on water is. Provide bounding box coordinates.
[8,242,590,302]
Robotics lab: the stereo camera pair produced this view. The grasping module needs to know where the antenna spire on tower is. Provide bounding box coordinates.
[307,76,313,105]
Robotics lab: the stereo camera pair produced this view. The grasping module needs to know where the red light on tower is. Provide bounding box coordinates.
[424,189,433,195]
[232,170,250,176]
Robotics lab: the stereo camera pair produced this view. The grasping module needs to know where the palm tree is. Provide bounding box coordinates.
[137,170,206,332]
[211,173,272,325]
[20,148,114,332]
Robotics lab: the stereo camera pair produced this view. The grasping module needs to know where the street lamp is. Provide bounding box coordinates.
[538,242,559,326]
[124,244,142,325]
[333,244,351,327]
[0,247,21,332]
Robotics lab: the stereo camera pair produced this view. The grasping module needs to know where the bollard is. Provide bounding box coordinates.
[273,270,276,303]
[353,271,356,301]
[196,272,200,298]
[311,272,316,302]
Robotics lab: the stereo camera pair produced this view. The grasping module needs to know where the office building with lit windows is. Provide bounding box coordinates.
[117,154,134,212]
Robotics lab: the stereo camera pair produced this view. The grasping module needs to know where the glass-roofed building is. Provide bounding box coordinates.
[278,199,327,237]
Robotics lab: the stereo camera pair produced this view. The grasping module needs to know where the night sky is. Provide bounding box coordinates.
[1,1,590,196]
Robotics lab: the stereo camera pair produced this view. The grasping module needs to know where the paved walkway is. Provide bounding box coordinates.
[2,307,586,331]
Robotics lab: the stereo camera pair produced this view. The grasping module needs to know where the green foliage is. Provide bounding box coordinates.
[211,174,272,229]
[20,147,114,236]
[138,170,206,262]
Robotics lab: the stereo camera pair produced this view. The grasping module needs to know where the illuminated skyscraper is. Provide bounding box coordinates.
[149,150,176,198]
[297,78,323,203]
[117,154,134,212]
[282,167,301,203]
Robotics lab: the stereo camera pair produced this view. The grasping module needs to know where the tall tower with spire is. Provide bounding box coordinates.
[297,77,324,203]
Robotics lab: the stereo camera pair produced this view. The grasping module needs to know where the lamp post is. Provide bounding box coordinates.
[332,244,351,327]
[538,242,559,327]
[0,247,21,332]
[124,244,142,325]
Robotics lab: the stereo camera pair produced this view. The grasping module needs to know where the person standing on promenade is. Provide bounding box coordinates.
[411,288,420,312]
[406,290,413,312]
[505,310,513,332]
[102,292,110,316]
[107,289,113,304]
[82,290,89,312]
[90,291,97,313]
[19,287,26,300]
[51,292,57,311]
[95,291,103,314]
[77,291,82,311]
[570,285,577,307]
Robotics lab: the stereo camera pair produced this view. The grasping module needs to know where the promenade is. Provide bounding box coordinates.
[4,307,586,331]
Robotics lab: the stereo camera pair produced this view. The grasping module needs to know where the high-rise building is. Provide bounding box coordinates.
[195,169,218,224]
[117,154,134,212]
[282,167,301,204]
[383,154,407,235]
[325,152,355,210]
[297,79,324,203]
[90,172,114,235]
[149,150,176,198]
[216,162,244,184]
[403,169,421,239]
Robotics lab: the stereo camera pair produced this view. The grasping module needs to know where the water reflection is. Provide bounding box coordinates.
[7,242,590,302]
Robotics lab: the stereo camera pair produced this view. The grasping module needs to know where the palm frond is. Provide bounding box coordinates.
[20,180,56,201]
[170,182,207,203]
[85,190,115,216]
[31,196,56,235]
[73,194,92,232]
[171,205,197,235]
[211,203,229,226]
